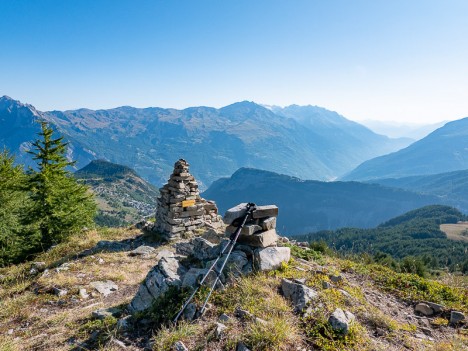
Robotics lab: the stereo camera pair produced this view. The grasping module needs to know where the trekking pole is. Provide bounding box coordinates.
[198,203,256,316]
[173,202,256,324]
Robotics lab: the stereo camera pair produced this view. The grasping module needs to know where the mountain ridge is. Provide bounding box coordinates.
[0,95,412,188]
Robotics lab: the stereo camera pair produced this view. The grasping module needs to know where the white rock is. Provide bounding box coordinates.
[281,278,318,312]
[328,308,355,334]
[415,303,434,316]
[254,247,290,271]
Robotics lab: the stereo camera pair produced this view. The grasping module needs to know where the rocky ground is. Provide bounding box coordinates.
[0,227,467,351]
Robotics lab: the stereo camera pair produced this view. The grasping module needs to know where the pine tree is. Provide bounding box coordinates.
[0,149,36,265]
[27,121,96,247]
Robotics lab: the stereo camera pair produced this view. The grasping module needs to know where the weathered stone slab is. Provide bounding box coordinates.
[252,205,278,219]
[254,247,290,271]
[238,229,277,248]
[90,280,118,296]
[226,224,262,236]
[223,203,248,225]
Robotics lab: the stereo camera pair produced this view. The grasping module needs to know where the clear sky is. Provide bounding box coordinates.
[1,0,468,123]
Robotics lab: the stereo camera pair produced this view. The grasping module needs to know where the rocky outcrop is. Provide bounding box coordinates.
[153,159,223,240]
[129,202,290,315]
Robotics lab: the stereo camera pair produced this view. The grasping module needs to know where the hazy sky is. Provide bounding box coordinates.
[1,0,468,123]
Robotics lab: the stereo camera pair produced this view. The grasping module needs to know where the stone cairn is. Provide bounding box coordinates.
[224,203,280,249]
[129,202,290,313]
[154,159,223,240]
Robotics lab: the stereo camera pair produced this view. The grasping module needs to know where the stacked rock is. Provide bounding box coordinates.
[224,203,279,248]
[154,159,223,240]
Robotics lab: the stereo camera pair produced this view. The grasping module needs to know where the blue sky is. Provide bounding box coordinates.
[1,0,468,123]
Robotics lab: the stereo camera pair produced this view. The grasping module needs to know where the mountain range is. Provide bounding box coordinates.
[1,95,410,188]
[202,167,441,235]
[342,117,468,181]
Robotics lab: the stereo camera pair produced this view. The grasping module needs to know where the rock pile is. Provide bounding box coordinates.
[224,203,279,248]
[129,202,291,314]
[154,159,223,240]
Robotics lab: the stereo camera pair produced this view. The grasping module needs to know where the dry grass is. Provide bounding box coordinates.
[440,223,468,242]
[0,227,155,351]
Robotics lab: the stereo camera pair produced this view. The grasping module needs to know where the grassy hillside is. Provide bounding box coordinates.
[75,160,159,226]
[0,227,466,350]
[296,205,468,272]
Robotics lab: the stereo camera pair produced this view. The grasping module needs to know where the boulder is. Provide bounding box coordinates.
[254,247,290,271]
[328,308,355,335]
[281,278,318,312]
[450,311,465,325]
[415,303,434,316]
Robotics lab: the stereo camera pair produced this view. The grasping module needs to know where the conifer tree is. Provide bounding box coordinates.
[0,149,36,265]
[27,121,96,247]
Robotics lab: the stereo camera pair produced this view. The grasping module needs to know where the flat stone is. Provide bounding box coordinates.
[90,281,118,296]
[110,339,127,349]
[226,224,262,236]
[223,203,249,225]
[129,245,155,256]
[322,281,332,289]
[415,303,434,316]
[183,303,197,321]
[254,247,290,271]
[281,278,318,312]
[450,310,465,325]
[252,205,278,219]
[260,217,277,230]
[328,308,355,335]
[238,229,278,248]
